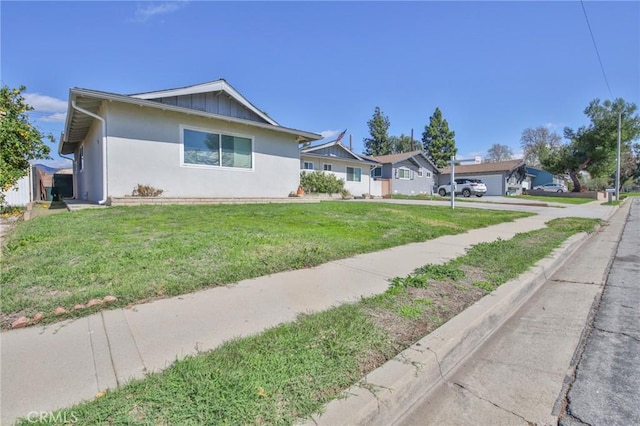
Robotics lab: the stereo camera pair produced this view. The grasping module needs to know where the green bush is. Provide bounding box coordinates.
[300,171,344,194]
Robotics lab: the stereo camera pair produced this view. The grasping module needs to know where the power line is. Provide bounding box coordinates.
[580,0,613,98]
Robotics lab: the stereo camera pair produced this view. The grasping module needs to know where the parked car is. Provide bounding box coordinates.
[438,178,487,197]
[533,182,568,193]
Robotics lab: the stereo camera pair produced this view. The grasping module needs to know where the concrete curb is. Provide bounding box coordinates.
[304,228,593,426]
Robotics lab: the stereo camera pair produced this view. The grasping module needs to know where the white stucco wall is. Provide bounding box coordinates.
[100,102,301,198]
[76,113,105,202]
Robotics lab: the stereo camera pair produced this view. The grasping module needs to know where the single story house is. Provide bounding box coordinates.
[300,141,381,196]
[439,159,527,196]
[59,79,322,204]
[365,151,440,196]
[525,166,568,190]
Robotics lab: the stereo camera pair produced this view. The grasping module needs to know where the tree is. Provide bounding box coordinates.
[541,98,640,192]
[363,107,391,156]
[0,85,52,200]
[389,134,422,153]
[520,126,562,167]
[484,144,514,162]
[422,107,457,168]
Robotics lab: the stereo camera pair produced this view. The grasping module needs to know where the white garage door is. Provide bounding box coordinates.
[462,174,504,196]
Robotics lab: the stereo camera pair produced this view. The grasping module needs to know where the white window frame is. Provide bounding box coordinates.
[424,170,432,178]
[398,167,411,180]
[303,161,314,170]
[180,125,254,171]
[418,168,423,178]
[346,166,362,182]
[323,163,332,171]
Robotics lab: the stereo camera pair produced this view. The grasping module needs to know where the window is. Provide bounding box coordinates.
[371,167,382,177]
[424,170,432,178]
[183,128,252,168]
[323,163,332,171]
[346,167,361,182]
[303,161,314,170]
[418,168,423,177]
[398,167,410,180]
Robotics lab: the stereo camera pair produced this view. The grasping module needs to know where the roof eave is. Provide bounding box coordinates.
[62,88,322,149]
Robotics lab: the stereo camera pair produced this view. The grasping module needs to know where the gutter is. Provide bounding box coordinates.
[71,101,108,205]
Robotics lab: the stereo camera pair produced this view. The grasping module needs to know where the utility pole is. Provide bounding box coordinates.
[616,111,621,200]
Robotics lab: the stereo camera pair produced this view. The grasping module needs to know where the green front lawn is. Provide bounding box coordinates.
[19,217,598,425]
[1,202,530,325]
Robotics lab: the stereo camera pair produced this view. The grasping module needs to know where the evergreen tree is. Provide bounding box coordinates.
[363,107,391,156]
[422,107,457,168]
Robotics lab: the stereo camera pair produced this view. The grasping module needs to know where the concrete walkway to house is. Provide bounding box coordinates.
[0,198,618,425]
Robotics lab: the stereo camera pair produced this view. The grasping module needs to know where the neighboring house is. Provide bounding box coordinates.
[525,167,567,190]
[300,141,381,196]
[366,151,439,196]
[59,79,322,203]
[439,159,527,196]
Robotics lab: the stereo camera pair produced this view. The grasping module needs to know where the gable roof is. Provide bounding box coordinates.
[366,150,439,171]
[301,140,378,164]
[129,79,278,126]
[60,84,322,155]
[440,159,525,175]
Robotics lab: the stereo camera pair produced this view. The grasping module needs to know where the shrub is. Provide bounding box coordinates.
[132,184,164,197]
[300,171,344,194]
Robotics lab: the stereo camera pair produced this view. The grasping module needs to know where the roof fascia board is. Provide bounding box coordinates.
[129,80,278,126]
[67,88,321,141]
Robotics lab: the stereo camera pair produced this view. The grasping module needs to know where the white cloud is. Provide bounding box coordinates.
[319,129,340,139]
[23,93,67,113]
[23,93,67,123]
[543,122,562,129]
[39,112,67,123]
[133,1,189,23]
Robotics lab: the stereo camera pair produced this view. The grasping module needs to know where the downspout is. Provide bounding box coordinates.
[71,101,108,204]
[58,132,76,199]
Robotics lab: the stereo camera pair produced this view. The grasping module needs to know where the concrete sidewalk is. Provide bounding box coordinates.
[0,200,617,425]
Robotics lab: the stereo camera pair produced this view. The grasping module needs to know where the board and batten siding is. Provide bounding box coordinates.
[91,102,300,200]
[149,93,264,123]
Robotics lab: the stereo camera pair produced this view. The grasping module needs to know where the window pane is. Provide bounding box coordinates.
[347,167,361,182]
[222,135,252,168]
[184,129,219,165]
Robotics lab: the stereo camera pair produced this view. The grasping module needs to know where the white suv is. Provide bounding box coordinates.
[438,178,487,198]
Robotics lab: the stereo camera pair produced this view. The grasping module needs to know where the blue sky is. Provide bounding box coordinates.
[1,1,638,165]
